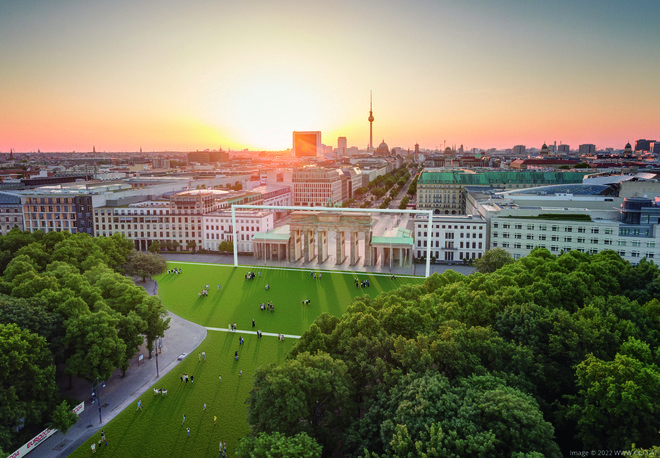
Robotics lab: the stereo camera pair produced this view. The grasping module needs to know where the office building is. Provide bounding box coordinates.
[579,144,597,155]
[292,167,343,207]
[413,214,487,262]
[293,131,322,158]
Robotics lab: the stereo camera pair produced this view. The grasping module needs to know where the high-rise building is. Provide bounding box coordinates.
[579,144,596,155]
[293,131,322,158]
[635,139,656,152]
[337,137,347,156]
[558,144,570,153]
[512,145,526,155]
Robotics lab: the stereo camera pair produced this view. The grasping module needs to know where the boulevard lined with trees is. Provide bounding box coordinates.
[0,230,169,454]
[241,248,660,456]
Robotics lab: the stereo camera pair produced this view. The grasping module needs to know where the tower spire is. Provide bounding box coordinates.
[368,91,374,154]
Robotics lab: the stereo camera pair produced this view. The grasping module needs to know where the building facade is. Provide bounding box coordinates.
[0,192,23,235]
[413,215,487,262]
[417,170,590,215]
[202,210,273,253]
[22,192,94,235]
[292,167,343,207]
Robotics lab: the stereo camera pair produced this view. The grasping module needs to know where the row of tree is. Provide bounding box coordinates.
[237,248,660,457]
[0,230,170,453]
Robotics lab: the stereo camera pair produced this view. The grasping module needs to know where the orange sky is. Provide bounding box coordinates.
[1,0,659,153]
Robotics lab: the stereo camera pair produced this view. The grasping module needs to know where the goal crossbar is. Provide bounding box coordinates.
[231,205,433,277]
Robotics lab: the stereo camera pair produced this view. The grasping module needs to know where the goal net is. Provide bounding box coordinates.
[227,205,433,277]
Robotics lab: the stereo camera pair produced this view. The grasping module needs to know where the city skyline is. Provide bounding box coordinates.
[1,0,659,153]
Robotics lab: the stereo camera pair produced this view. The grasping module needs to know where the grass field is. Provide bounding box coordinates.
[69,262,423,458]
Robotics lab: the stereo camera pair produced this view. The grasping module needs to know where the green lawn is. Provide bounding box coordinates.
[69,262,423,458]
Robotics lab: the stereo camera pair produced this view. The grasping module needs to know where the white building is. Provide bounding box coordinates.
[413,214,487,262]
[202,210,274,253]
[476,182,660,264]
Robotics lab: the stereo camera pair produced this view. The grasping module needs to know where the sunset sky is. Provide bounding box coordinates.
[1,0,659,153]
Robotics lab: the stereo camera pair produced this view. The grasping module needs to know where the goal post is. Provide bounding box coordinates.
[231,205,434,277]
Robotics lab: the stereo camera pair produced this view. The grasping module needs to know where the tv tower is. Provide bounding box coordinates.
[368,91,374,153]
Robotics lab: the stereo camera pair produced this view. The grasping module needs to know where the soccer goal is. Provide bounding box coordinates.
[228,205,434,277]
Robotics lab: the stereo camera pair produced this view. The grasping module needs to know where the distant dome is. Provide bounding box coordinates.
[376,139,389,156]
[625,142,632,149]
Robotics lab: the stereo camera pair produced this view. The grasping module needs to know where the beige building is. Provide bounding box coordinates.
[292,167,343,207]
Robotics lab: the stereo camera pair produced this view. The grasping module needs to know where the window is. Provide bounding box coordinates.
[514,234,522,239]
[539,225,547,231]
[502,233,510,239]
[577,227,585,233]
[564,237,572,243]
[551,225,559,232]
[577,237,585,243]
[514,224,522,230]
[502,223,510,229]
[514,243,521,249]
[526,244,534,250]
[618,251,626,257]
[631,241,641,247]
[604,228,614,235]
[539,235,547,241]
[648,242,656,248]
[564,227,573,232]
[551,236,559,242]
[502,242,510,248]
[526,224,535,231]
[591,238,599,244]
[551,245,559,252]
[604,239,612,245]
[591,228,600,234]
[526,234,534,240]
[618,240,627,246]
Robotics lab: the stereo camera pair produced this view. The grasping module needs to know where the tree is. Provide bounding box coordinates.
[186,240,197,252]
[473,247,514,273]
[567,352,660,450]
[235,432,322,458]
[141,296,171,358]
[147,240,161,253]
[218,240,234,252]
[0,323,58,452]
[349,373,561,458]
[124,251,167,281]
[49,400,78,434]
[63,310,126,382]
[246,352,354,455]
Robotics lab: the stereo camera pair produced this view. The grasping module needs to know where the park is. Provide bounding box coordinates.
[68,261,424,457]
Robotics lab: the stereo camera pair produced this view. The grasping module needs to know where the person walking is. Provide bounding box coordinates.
[182,414,186,425]
[203,403,207,411]
[187,427,190,437]
[101,430,107,446]
[219,374,222,382]
[214,415,217,425]
[136,399,142,411]
[252,319,255,328]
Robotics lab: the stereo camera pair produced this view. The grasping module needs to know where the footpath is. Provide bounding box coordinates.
[25,279,207,458]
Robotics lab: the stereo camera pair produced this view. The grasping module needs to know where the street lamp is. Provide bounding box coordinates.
[154,338,160,378]
[91,377,106,425]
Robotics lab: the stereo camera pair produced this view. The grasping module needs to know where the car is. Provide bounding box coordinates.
[177,353,187,361]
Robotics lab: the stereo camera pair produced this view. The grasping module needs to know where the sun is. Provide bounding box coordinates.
[204,74,325,150]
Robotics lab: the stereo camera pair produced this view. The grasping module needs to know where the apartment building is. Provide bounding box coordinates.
[0,192,23,235]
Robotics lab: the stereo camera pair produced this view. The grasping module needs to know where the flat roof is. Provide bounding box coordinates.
[371,227,414,246]
[252,225,291,242]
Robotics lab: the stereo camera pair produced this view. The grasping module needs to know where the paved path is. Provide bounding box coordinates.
[27,280,207,458]
[206,326,301,339]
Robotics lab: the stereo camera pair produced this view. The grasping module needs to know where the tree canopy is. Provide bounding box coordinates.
[244,248,660,456]
[0,231,169,451]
